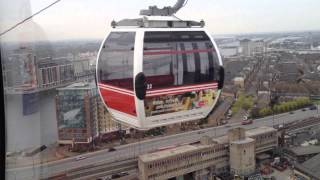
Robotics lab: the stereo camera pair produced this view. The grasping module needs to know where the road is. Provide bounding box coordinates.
[6,107,319,180]
[69,159,137,180]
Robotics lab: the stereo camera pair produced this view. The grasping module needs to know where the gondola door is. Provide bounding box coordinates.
[133,30,147,128]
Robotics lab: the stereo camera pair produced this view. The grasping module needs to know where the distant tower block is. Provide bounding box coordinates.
[228,128,256,176]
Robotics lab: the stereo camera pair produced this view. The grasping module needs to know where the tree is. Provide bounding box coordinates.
[251,107,260,118]
[231,93,254,113]
[259,107,272,116]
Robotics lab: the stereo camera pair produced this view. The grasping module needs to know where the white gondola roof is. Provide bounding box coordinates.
[113,15,204,28]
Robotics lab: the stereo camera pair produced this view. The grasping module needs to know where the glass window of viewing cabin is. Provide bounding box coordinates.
[98,32,135,90]
[143,31,220,89]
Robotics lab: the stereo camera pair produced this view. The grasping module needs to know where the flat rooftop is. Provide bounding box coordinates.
[289,146,320,156]
[300,153,320,178]
[246,126,277,137]
[212,135,229,144]
[58,82,96,90]
[231,137,255,144]
[140,145,200,163]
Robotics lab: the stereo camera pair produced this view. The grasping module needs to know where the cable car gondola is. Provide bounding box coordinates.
[96,0,224,129]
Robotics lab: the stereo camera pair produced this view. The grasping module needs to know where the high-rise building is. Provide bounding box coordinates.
[239,39,252,57]
[97,99,119,134]
[239,39,266,57]
[37,57,74,89]
[3,47,38,91]
[56,82,98,147]
[73,59,94,80]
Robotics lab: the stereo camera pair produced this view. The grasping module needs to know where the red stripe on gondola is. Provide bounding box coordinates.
[147,85,218,97]
[98,83,134,95]
[148,82,218,93]
[144,48,215,56]
[144,47,172,50]
[147,85,218,94]
[99,86,134,97]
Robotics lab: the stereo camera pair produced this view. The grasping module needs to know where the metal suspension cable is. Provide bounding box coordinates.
[182,0,189,7]
[0,0,62,37]
[172,14,183,21]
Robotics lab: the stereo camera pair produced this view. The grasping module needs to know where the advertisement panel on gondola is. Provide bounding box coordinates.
[145,89,218,117]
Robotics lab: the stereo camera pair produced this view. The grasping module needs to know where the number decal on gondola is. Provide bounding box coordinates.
[147,84,153,90]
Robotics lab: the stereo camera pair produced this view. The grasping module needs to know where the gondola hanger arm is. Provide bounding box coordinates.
[140,0,186,16]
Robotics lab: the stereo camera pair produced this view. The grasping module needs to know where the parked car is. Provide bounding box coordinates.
[110,172,128,179]
[221,120,228,125]
[241,119,253,125]
[75,155,86,161]
[309,105,317,110]
[111,174,121,179]
[108,147,116,152]
[119,172,129,176]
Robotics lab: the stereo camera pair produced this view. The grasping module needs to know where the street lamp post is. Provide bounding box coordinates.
[32,155,35,178]
[270,92,274,127]
[270,90,279,128]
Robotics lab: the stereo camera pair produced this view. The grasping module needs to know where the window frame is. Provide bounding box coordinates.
[0,45,6,179]
[97,31,136,90]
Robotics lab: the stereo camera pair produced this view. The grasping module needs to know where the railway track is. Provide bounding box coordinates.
[284,117,320,132]
[68,159,137,179]
[45,158,138,180]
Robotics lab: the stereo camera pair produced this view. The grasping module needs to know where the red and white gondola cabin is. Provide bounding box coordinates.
[96,16,224,129]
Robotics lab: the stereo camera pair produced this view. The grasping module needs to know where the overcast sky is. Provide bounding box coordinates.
[1,0,320,41]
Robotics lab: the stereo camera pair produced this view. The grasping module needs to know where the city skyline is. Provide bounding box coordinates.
[1,0,320,42]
